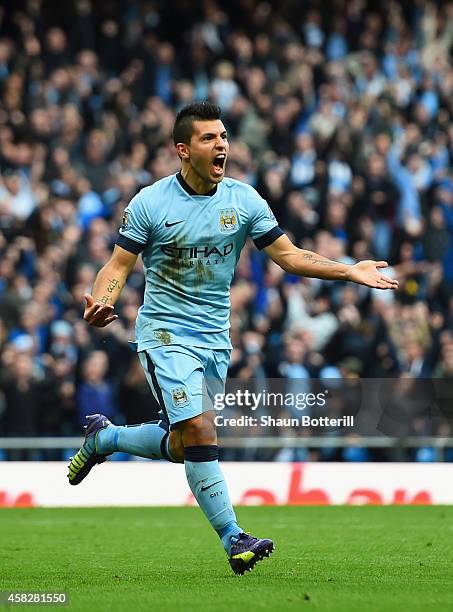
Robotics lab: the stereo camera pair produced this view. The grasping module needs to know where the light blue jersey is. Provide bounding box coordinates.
[117,173,282,351]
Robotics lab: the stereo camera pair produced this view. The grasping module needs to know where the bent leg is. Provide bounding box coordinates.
[95,348,189,464]
[96,419,183,463]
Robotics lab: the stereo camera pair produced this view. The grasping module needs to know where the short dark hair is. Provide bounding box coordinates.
[173,102,222,145]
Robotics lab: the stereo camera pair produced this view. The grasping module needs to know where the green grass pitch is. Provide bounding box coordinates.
[1,506,452,611]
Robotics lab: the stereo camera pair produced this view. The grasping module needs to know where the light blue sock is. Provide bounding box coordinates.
[184,445,242,553]
[96,420,175,462]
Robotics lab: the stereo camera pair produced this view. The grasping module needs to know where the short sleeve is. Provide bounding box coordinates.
[116,191,151,254]
[247,188,284,250]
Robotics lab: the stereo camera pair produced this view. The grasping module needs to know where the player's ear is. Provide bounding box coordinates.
[175,142,190,160]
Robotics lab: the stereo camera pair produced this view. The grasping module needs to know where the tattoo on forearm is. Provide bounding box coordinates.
[302,253,336,266]
[106,278,120,293]
[99,278,121,305]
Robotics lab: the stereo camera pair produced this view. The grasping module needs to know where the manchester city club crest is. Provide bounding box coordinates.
[171,387,189,407]
[219,208,238,232]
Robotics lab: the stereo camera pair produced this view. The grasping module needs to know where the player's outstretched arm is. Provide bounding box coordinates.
[84,245,138,327]
[264,234,398,290]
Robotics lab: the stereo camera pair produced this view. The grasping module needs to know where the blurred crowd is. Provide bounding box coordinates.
[0,0,452,461]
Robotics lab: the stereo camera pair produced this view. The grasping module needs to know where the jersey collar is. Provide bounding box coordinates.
[176,172,218,197]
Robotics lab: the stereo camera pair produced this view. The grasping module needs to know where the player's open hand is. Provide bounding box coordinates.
[83,294,118,327]
[347,261,399,290]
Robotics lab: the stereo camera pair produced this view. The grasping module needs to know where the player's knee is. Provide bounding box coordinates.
[179,413,217,446]
[168,431,184,463]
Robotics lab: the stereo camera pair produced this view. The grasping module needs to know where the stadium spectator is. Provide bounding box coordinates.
[76,350,116,424]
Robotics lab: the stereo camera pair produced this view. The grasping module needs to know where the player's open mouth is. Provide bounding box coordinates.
[212,154,226,175]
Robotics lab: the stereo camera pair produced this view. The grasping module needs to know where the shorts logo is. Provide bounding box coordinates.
[171,387,189,407]
[121,211,129,230]
[154,329,172,345]
[219,208,238,232]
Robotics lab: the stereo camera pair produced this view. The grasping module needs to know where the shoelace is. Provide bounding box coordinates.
[232,533,257,550]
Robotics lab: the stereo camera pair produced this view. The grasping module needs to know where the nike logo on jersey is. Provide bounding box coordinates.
[165,220,184,227]
[200,481,223,492]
